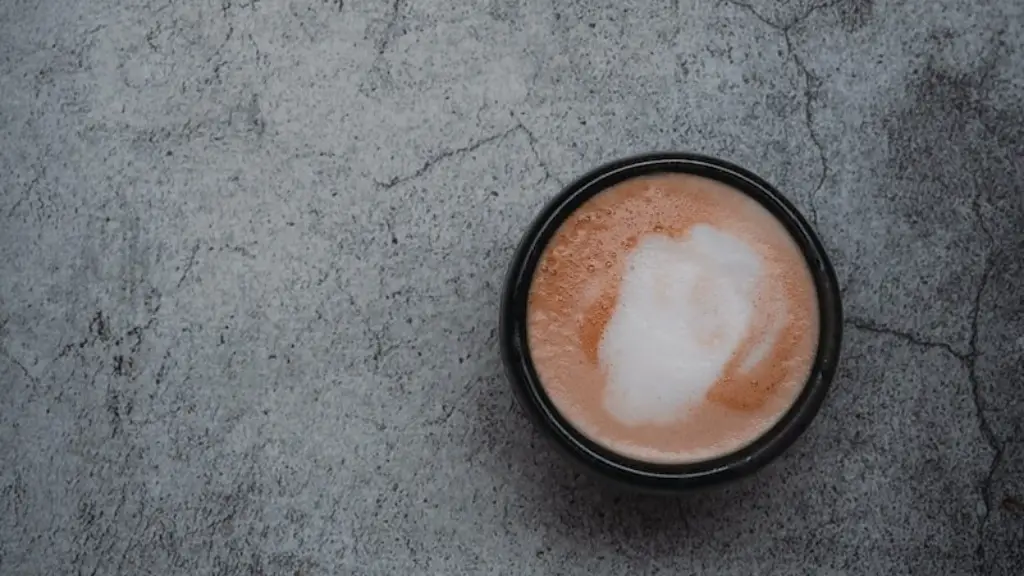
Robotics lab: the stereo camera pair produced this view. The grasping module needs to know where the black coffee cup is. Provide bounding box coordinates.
[499,153,843,491]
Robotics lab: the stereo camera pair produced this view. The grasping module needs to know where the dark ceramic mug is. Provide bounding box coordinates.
[499,153,843,492]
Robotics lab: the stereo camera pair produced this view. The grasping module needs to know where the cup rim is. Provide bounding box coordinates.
[499,152,843,491]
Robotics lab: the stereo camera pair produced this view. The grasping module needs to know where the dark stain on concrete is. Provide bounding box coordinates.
[883,40,1022,243]
[1003,496,1024,516]
[106,387,123,437]
[835,0,874,32]
[89,310,111,342]
[873,58,996,325]
[884,32,1024,574]
[489,0,522,23]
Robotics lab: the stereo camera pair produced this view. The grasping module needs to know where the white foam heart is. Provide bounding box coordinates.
[599,225,765,425]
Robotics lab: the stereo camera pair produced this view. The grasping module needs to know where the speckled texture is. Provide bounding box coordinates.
[0,0,1021,574]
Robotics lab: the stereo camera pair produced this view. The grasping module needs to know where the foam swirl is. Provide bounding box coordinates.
[599,225,771,425]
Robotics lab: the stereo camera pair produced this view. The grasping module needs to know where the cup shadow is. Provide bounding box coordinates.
[468,373,801,551]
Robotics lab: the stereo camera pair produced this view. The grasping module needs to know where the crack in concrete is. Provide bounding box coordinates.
[844,317,966,361]
[846,253,1002,571]
[785,32,827,227]
[722,0,837,227]
[968,249,1001,574]
[670,0,682,42]
[720,0,840,31]
[841,157,1003,568]
[6,171,44,219]
[961,78,1004,568]
[513,114,564,187]
[720,0,779,30]
[373,119,561,190]
[1,347,40,386]
[374,124,521,189]
[176,242,201,288]
[376,0,406,55]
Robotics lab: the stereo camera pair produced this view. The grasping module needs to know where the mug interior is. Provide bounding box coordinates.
[499,153,843,491]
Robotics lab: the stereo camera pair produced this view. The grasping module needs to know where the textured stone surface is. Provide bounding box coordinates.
[1,0,1021,574]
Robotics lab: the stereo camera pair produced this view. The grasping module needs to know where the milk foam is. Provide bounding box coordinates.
[599,224,770,425]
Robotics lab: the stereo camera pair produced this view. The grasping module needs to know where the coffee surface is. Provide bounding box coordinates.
[527,173,819,464]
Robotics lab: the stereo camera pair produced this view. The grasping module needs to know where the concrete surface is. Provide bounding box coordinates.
[1,0,1021,574]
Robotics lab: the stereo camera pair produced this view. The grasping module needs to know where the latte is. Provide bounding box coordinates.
[526,173,819,464]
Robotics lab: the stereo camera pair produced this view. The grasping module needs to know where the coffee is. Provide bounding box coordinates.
[527,173,819,464]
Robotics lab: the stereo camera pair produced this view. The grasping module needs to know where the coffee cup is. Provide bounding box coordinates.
[500,153,842,491]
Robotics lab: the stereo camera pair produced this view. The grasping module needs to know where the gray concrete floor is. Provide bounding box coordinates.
[1,0,1022,574]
